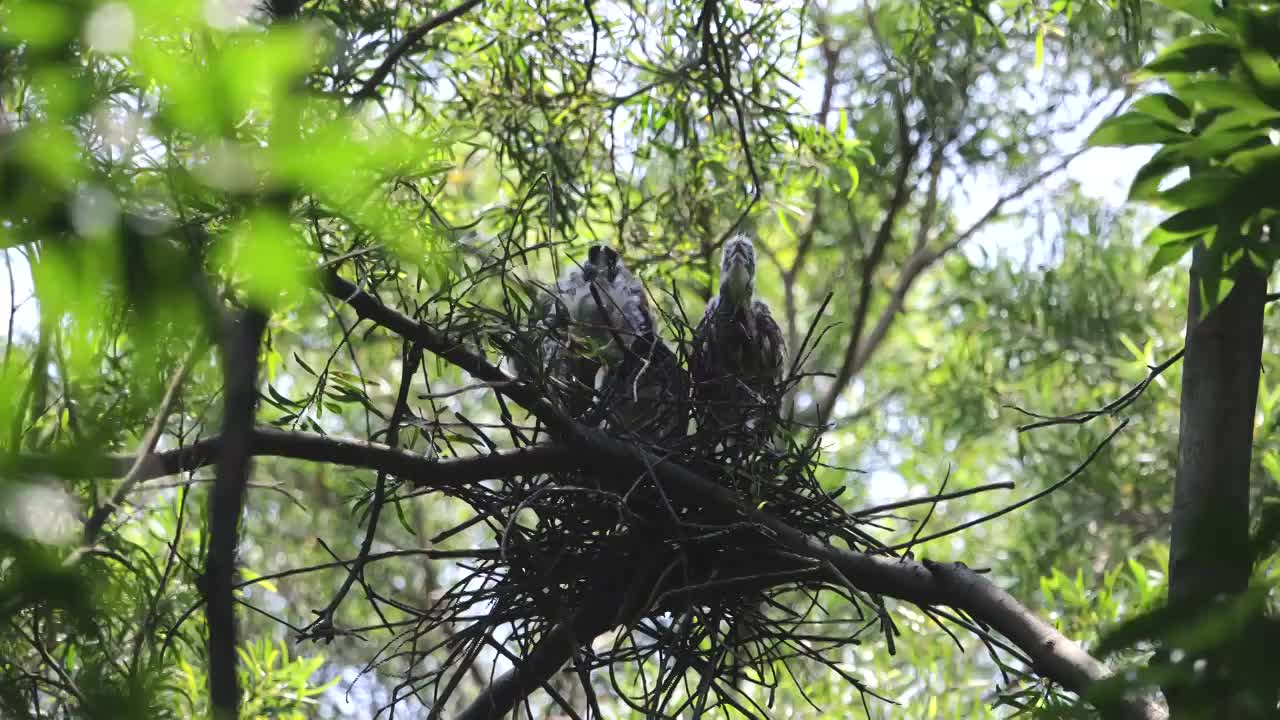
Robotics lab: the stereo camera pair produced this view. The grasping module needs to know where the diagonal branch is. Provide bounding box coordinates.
[352,0,484,100]
[83,343,203,544]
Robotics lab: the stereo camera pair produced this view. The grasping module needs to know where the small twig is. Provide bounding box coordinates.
[877,420,1129,553]
[1008,348,1184,432]
[83,342,204,544]
[853,480,1015,517]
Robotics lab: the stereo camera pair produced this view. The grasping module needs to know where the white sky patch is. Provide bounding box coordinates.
[84,2,136,54]
[2,482,80,545]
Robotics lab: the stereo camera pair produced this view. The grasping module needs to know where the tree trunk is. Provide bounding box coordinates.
[1164,251,1265,717]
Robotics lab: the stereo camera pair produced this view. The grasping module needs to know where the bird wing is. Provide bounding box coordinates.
[690,295,720,385]
[611,267,654,339]
[753,299,786,382]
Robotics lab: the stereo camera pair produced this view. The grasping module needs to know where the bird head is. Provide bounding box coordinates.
[719,234,756,305]
[583,244,622,284]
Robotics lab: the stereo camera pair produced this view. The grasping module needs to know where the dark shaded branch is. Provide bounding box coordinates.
[205,309,267,720]
[455,600,619,720]
[12,428,581,489]
[322,272,571,436]
[352,0,484,100]
[306,341,422,640]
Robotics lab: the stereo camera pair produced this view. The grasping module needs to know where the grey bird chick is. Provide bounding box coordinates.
[691,234,787,442]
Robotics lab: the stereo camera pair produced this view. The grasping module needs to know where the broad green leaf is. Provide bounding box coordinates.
[1241,46,1280,97]
[1224,144,1280,175]
[1156,170,1240,211]
[1127,148,1187,201]
[1176,79,1280,115]
[1154,207,1217,239]
[1130,93,1192,127]
[1168,127,1267,161]
[1200,106,1280,135]
[1140,33,1239,75]
[1086,112,1186,148]
[1147,236,1196,274]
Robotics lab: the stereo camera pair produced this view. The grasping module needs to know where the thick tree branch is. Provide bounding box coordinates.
[205,309,267,720]
[1164,253,1265,714]
[12,428,581,490]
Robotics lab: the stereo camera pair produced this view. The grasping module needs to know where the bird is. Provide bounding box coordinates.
[533,245,688,441]
[691,234,787,446]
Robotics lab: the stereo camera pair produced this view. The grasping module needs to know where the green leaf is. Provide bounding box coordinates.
[1129,93,1192,127]
[1141,33,1239,75]
[1086,112,1186,148]
[1152,207,1217,240]
[1169,127,1268,161]
[1224,143,1280,176]
[1241,46,1280,97]
[1156,170,1241,210]
[1177,78,1280,115]
[1200,107,1280,136]
[1148,236,1196,274]
[1034,26,1045,70]
[1127,149,1187,201]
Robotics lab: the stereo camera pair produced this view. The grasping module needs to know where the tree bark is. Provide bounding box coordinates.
[1165,252,1266,716]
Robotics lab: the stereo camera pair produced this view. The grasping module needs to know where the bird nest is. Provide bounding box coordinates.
[330,253,900,719]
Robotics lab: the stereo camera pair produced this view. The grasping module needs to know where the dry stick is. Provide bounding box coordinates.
[320,273,1167,720]
[82,343,203,544]
[205,309,267,720]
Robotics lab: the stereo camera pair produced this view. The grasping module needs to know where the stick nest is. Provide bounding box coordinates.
[337,253,894,719]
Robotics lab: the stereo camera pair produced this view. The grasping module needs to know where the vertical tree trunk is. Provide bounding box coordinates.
[1165,252,1266,716]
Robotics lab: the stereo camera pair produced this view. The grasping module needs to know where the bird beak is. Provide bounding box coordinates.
[582,264,597,282]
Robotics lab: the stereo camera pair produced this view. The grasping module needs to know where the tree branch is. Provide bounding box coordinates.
[83,343,202,544]
[205,309,267,720]
[12,428,581,490]
[352,0,484,100]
